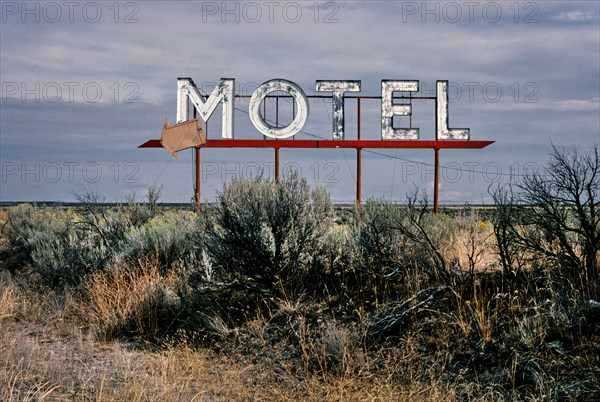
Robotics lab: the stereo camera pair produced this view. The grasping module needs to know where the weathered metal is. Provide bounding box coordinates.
[177,78,472,141]
[160,117,205,159]
[434,148,440,214]
[436,80,469,140]
[248,79,308,139]
[357,97,362,209]
[381,80,419,140]
[145,78,495,213]
[315,80,361,140]
[140,139,493,149]
[177,77,234,138]
[195,147,201,211]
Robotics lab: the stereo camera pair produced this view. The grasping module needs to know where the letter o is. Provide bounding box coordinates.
[443,162,461,183]
[249,79,309,139]
[83,82,102,103]
[482,82,502,103]
[442,2,461,23]
[242,2,262,23]
[482,162,501,182]
[42,82,62,103]
[82,2,102,23]
[42,162,62,183]
[83,162,102,182]
[482,2,502,23]
[42,2,62,22]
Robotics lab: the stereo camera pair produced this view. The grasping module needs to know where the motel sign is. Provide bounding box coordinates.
[176,78,469,141]
[140,78,494,212]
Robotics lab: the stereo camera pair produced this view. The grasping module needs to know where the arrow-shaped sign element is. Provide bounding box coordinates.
[160,118,206,159]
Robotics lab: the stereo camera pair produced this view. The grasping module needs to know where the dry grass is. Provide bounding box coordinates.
[2,268,469,402]
[0,274,19,320]
[77,258,183,342]
[440,211,497,272]
[1,203,599,401]
[0,319,458,401]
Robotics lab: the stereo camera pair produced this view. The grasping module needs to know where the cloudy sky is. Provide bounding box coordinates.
[1,0,599,204]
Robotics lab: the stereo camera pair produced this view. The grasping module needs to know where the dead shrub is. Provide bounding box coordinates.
[78,257,183,342]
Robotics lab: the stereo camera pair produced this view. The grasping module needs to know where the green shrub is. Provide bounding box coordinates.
[204,173,334,298]
[1,204,108,290]
[1,189,165,291]
[349,195,457,304]
[120,210,200,274]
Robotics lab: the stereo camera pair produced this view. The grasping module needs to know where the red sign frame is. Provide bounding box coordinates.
[140,93,494,212]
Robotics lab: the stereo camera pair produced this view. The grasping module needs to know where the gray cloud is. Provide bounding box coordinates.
[1,0,598,203]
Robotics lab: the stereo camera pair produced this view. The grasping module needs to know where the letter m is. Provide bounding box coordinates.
[177,77,235,139]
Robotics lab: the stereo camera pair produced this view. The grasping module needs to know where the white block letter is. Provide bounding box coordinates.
[436,80,469,140]
[177,77,235,139]
[315,80,360,140]
[381,80,419,140]
[249,79,309,139]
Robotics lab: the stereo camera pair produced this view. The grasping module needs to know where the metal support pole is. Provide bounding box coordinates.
[357,147,362,208]
[433,94,439,214]
[434,148,440,214]
[275,148,280,183]
[263,98,267,140]
[357,97,362,209]
[138,94,493,212]
[195,147,201,212]
[275,97,280,183]
[192,108,201,212]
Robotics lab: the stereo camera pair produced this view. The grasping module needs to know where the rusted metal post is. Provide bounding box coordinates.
[140,88,494,210]
[292,100,295,140]
[434,147,440,214]
[357,147,362,208]
[195,147,201,212]
[275,148,280,183]
[275,96,280,183]
[193,108,201,212]
[357,97,362,209]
